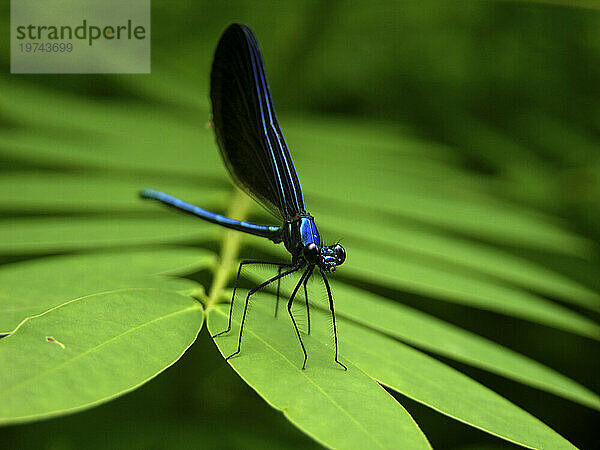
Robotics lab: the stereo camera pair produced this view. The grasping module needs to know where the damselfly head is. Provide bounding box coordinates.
[311,243,346,272]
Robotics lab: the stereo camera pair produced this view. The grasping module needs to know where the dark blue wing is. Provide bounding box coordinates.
[210,23,305,220]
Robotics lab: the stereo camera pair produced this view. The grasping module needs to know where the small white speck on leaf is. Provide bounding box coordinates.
[45,336,66,349]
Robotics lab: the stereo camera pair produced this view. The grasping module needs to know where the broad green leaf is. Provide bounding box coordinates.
[0,172,229,212]
[313,206,600,312]
[0,288,203,425]
[0,216,221,253]
[511,113,600,166]
[344,245,600,340]
[1,69,597,448]
[247,242,600,341]
[0,77,210,144]
[301,170,592,257]
[247,268,600,411]
[2,169,596,315]
[339,322,576,449]
[0,115,487,214]
[10,192,581,341]
[507,0,600,10]
[286,116,458,164]
[0,330,321,450]
[0,247,213,333]
[0,79,592,258]
[334,283,600,412]
[298,296,577,449]
[0,111,458,198]
[4,168,595,321]
[0,79,221,177]
[2,169,597,314]
[0,126,222,179]
[207,303,431,450]
[0,79,441,176]
[2,132,588,259]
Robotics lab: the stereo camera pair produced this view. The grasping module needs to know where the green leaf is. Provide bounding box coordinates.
[207,303,431,450]
[0,172,230,213]
[1,71,597,447]
[247,243,600,341]
[0,288,203,425]
[2,170,597,314]
[331,283,600,412]
[344,245,600,340]
[314,207,600,312]
[0,78,592,257]
[298,170,592,257]
[208,294,576,449]
[0,248,213,333]
[0,78,220,177]
[246,268,600,411]
[1,171,596,333]
[332,318,576,449]
[0,216,220,254]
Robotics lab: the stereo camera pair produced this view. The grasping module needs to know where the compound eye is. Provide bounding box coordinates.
[303,243,319,263]
[334,244,346,265]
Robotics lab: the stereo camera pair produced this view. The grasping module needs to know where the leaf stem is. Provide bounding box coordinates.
[205,189,251,310]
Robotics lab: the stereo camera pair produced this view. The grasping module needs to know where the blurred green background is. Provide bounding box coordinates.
[1,1,599,449]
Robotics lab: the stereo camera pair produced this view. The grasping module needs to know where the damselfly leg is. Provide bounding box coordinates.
[220,264,301,361]
[276,265,312,335]
[287,266,314,369]
[212,260,291,338]
[320,270,347,371]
